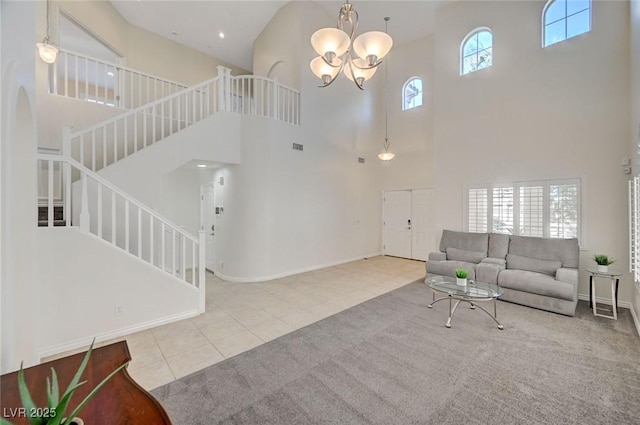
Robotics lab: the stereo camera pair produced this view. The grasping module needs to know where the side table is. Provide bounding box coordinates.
[586,268,621,320]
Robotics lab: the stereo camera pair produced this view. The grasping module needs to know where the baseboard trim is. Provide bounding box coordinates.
[577,293,631,309]
[630,303,640,337]
[216,251,383,283]
[37,309,200,360]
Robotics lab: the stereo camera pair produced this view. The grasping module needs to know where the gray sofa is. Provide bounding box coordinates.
[426,230,580,316]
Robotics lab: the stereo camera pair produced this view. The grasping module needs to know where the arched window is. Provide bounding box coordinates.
[402,77,423,110]
[543,0,591,47]
[461,28,493,76]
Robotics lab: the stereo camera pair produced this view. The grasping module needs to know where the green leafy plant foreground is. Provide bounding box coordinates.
[593,254,615,266]
[455,268,469,279]
[1,340,127,425]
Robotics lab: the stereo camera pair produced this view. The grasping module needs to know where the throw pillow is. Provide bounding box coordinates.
[506,254,562,276]
[446,247,486,264]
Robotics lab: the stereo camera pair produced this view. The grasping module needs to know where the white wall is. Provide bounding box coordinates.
[35,228,199,358]
[161,168,202,235]
[99,111,242,211]
[630,0,640,327]
[1,0,40,372]
[380,35,436,191]
[253,1,301,88]
[433,1,631,303]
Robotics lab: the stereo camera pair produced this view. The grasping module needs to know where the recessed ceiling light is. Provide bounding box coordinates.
[171,31,178,36]
[218,32,225,39]
[197,164,207,168]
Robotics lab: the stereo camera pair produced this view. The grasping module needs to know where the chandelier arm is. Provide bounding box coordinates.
[346,54,365,90]
[351,60,382,70]
[321,55,344,68]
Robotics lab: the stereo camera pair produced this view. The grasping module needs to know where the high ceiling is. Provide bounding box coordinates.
[110,1,444,72]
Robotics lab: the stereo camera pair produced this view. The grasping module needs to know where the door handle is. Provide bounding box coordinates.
[211,224,215,231]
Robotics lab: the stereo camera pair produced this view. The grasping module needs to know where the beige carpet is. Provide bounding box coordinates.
[153,280,640,424]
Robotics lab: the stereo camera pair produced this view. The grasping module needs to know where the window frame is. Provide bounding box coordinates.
[464,178,583,245]
[542,0,592,48]
[460,27,493,76]
[402,77,423,111]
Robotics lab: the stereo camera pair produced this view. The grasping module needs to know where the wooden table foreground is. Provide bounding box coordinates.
[1,341,172,425]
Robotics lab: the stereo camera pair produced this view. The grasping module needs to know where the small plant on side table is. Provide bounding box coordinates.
[0,340,127,425]
[594,254,615,273]
[455,268,468,286]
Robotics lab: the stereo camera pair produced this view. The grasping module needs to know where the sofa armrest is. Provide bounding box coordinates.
[476,262,504,285]
[428,251,447,261]
[480,257,506,267]
[555,268,578,285]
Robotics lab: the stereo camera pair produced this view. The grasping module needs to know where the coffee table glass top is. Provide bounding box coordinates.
[425,276,503,299]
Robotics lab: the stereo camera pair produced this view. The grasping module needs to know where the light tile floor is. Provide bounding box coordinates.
[46,256,425,391]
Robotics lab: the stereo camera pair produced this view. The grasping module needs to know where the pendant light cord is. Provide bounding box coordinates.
[45,0,51,42]
[384,17,390,150]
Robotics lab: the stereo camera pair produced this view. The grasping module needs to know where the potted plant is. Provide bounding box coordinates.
[455,268,468,286]
[594,254,615,273]
[0,340,127,425]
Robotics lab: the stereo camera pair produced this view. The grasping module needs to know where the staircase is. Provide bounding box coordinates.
[37,53,301,323]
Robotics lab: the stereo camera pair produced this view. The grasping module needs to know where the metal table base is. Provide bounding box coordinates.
[428,293,504,330]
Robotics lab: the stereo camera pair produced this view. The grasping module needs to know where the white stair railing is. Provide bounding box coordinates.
[66,66,301,173]
[66,74,220,172]
[51,48,188,109]
[36,153,206,313]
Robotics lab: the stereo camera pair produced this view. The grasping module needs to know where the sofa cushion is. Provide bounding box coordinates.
[439,230,488,254]
[446,247,486,264]
[508,235,579,268]
[488,233,510,259]
[506,254,561,276]
[498,269,576,301]
[426,260,477,280]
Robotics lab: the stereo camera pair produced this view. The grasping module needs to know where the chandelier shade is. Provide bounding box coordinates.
[310,56,342,84]
[378,151,396,161]
[310,28,351,60]
[343,58,377,84]
[309,1,393,90]
[352,31,393,66]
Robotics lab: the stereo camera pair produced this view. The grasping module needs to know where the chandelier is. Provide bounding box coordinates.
[309,1,393,90]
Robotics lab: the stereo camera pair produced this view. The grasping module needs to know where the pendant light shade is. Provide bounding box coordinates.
[343,58,378,84]
[37,42,59,64]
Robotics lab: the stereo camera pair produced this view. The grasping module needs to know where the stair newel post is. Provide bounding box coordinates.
[62,125,73,226]
[217,66,231,112]
[198,230,207,314]
[79,172,91,233]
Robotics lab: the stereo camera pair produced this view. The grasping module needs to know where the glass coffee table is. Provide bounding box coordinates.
[425,276,505,330]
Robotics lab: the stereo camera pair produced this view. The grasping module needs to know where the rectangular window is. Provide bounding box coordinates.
[466,179,581,242]
[468,188,488,233]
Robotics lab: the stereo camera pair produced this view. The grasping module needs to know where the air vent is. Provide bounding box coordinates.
[292,142,303,151]
[358,157,365,164]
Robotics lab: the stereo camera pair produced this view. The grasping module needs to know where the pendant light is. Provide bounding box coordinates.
[378,17,395,161]
[36,0,59,64]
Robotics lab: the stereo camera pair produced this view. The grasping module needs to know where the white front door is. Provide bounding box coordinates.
[201,184,216,271]
[383,189,434,260]
[383,190,412,258]
[411,189,434,261]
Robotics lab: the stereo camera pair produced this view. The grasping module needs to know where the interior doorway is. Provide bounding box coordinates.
[383,189,434,261]
[200,183,216,272]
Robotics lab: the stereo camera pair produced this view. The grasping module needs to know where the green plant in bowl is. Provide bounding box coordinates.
[0,340,127,425]
[455,269,469,279]
[593,254,615,266]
